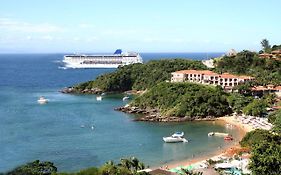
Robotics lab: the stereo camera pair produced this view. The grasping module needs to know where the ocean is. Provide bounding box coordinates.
[0,53,240,172]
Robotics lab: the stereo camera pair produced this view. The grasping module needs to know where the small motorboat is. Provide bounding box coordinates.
[208,132,215,136]
[37,96,49,104]
[122,96,130,101]
[96,96,103,101]
[163,132,188,143]
[224,136,233,141]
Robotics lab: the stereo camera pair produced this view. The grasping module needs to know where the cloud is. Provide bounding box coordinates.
[78,23,95,29]
[0,18,63,33]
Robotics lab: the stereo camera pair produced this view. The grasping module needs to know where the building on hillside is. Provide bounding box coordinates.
[171,70,254,90]
[259,49,281,60]
[226,49,237,57]
[251,85,281,97]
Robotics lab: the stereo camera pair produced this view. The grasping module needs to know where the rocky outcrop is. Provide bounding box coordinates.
[60,87,103,94]
[115,105,215,122]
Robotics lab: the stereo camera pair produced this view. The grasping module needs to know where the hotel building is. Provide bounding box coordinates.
[171,70,254,89]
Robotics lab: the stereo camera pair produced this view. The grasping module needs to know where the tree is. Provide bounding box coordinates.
[242,99,267,117]
[240,130,281,175]
[249,142,281,175]
[227,93,253,113]
[260,39,271,53]
[73,59,207,93]
[6,160,57,175]
[130,157,144,172]
[269,109,281,134]
[240,129,276,147]
[179,169,203,175]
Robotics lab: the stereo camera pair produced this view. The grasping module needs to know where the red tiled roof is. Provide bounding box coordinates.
[272,50,281,54]
[174,70,216,75]
[173,70,254,79]
[251,86,268,91]
[274,86,281,90]
[251,85,281,91]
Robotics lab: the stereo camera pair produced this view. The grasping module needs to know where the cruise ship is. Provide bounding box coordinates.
[63,49,143,68]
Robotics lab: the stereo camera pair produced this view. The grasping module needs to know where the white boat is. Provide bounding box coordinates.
[63,49,143,69]
[208,132,229,137]
[37,96,49,104]
[163,136,188,143]
[163,132,188,143]
[122,96,130,101]
[96,96,102,101]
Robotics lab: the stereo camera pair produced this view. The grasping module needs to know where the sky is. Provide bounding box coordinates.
[0,0,280,53]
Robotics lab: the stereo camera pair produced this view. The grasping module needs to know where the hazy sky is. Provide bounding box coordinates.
[0,0,280,53]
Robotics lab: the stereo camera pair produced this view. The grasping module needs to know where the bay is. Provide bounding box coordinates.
[0,53,240,172]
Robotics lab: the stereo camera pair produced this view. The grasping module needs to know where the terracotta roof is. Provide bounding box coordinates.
[272,106,281,109]
[251,85,281,91]
[259,53,272,56]
[173,70,254,79]
[272,50,281,54]
[251,86,269,91]
[239,75,255,80]
[274,86,281,90]
[174,70,216,75]
[220,73,239,79]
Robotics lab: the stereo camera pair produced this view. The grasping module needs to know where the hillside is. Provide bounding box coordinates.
[71,59,207,93]
[214,50,281,85]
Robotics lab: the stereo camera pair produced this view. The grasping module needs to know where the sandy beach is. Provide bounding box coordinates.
[158,115,250,170]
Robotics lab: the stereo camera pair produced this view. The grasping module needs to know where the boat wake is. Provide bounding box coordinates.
[58,66,68,70]
[52,60,62,63]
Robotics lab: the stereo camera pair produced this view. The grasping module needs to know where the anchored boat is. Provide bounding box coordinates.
[37,96,49,104]
[163,132,188,143]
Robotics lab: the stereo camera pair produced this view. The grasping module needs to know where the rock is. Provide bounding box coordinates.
[60,87,103,94]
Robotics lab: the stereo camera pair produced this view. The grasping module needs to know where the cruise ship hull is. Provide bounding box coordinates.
[63,61,121,69]
[62,50,143,69]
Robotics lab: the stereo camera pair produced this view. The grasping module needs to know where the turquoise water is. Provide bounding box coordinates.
[0,53,240,172]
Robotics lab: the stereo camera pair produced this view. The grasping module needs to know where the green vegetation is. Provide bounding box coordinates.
[4,157,148,175]
[227,93,253,113]
[131,82,231,118]
[272,44,281,51]
[5,160,57,175]
[74,59,207,92]
[242,99,267,117]
[260,39,271,53]
[240,129,281,175]
[240,129,276,147]
[215,50,281,85]
[268,109,281,133]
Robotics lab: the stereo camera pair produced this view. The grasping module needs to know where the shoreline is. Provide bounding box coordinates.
[154,116,249,170]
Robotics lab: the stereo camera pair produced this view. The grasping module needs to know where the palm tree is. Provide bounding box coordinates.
[130,157,145,171]
[261,39,271,53]
[105,160,114,166]
[120,158,132,170]
[180,168,203,175]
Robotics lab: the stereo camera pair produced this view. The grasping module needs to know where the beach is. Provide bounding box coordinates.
[157,115,250,171]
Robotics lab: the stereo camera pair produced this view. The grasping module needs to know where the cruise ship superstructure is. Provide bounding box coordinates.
[63,49,143,68]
